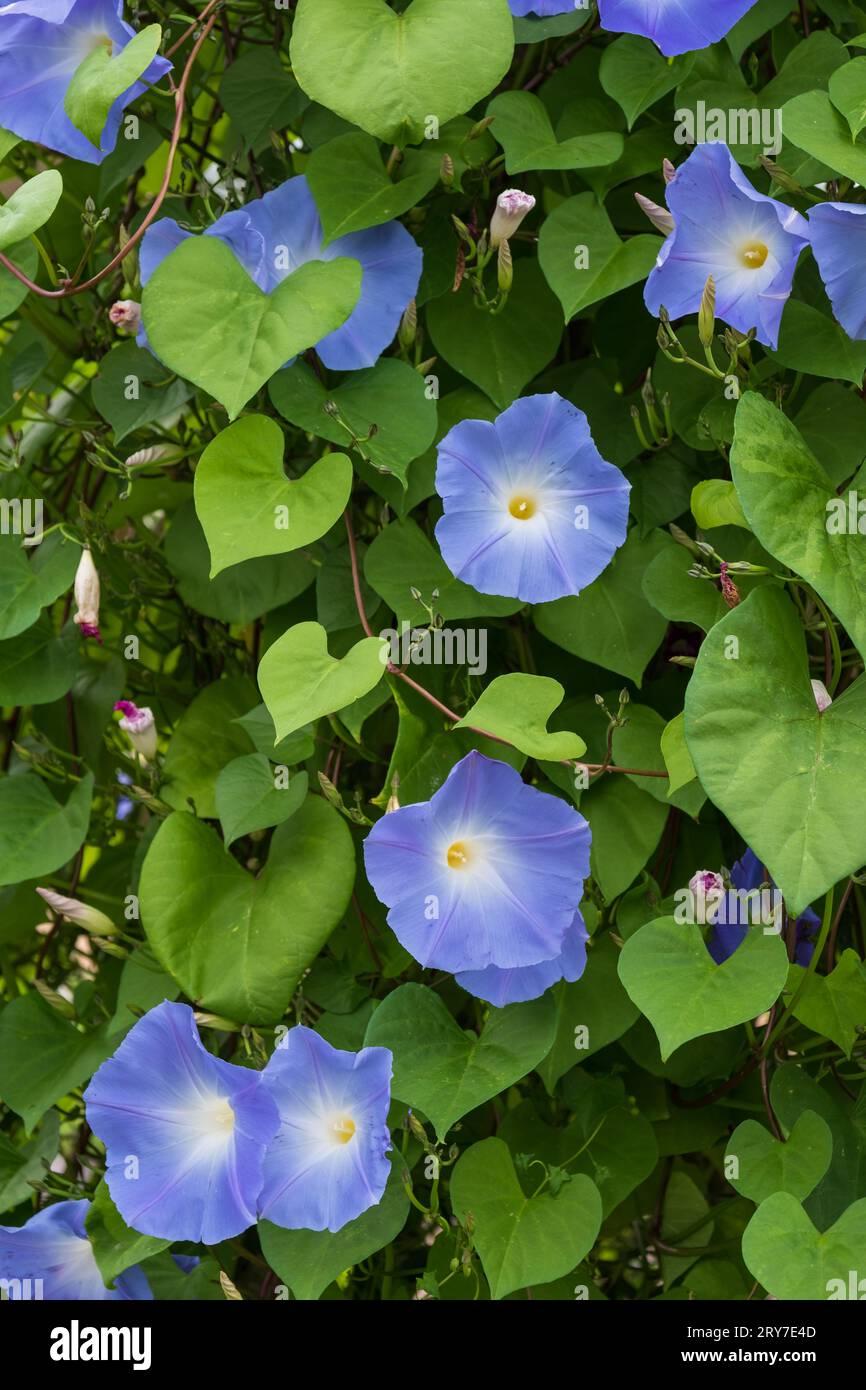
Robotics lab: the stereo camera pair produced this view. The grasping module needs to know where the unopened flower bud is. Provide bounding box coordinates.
[440,153,454,187]
[114,700,158,761]
[811,679,832,713]
[398,299,417,351]
[662,158,677,184]
[386,772,401,814]
[109,299,141,332]
[690,870,724,896]
[36,887,117,936]
[407,1111,427,1144]
[698,274,716,350]
[489,189,536,247]
[634,192,674,236]
[497,238,513,293]
[73,547,101,641]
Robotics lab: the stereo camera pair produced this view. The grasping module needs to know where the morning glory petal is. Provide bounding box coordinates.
[435,392,630,604]
[84,1001,280,1245]
[364,750,591,975]
[258,1027,392,1235]
[598,0,760,56]
[806,202,866,341]
[0,0,171,164]
[0,1200,151,1300]
[456,910,590,1006]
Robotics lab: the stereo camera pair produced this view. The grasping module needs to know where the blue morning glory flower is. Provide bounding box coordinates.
[257,1027,392,1235]
[0,1,171,164]
[643,143,808,349]
[456,909,589,1007]
[434,392,630,605]
[0,1200,152,1300]
[806,203,866,341]
[508,1,578,15]
[138,175,423,372]
[364,750,591,976]
[707,849,819,967]
[84,1002,280,1245]
[598,0,759,56]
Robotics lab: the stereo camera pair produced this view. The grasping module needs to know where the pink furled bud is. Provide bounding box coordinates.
[73,547,101,642]
[109,299,141,332]
[662,158,677,184]
[489,189,536,247]
[689,871,724,897]
[634,192,674,236]
[36,887,116,936]
[114,700,158,761]
[811,679,832,713]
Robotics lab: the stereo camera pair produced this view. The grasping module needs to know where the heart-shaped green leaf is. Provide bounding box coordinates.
[599,36,694,128]
[306,131,440,242]
[0,773,93,888]
[269,358,437,489]
[787,951,866,1058]
[770,299,866,386]
[725,1111,833,1204]
[485,91,622,173]
[617,916,789,1060]
[215,754,308,847]
[731,392,866,660]
[258,622,388,743]
[65,25,162,149]
[139,798,355,1024]
[684,585,866,915]
[291,0,514,146]
[828,55,866,140]
[364,983,557,1140]
[259,1151,409,1301]
[142,237,361,420]
[539,192,661,321]
[0,170,62,253]
[0,534,79,642]
[194,415,352,575]
[742,1192,866,1300]
[427,259,562,409]
[450,1136,602,1299]
[454,674,586,760]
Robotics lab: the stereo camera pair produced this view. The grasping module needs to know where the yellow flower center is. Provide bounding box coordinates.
[331,1116,356,1145]
[739,241,769,270]
[508,495,536,520]
[446,840,472,870]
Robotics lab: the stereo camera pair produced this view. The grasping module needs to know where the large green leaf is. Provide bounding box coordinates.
[450,1137,602,1299]
[194,415,351,575]
[618,916,789,1060]
[782,88,866,184]
[731,391,866,659]
[0,993,116,1129]
[139,798,355,1024]
[85,1180,170,1286]
[215,754,308,848]
[0,772,93,888]
[534,529,670,685]
[258,622,387,742]
[725,1111,834,1204]
[142,238,361,419]
[364,983,557,1140]
[269,358,437,489]
[742,1192,866,1300]
[0,534,79,642]
[290,0,514,146]
[786,950,866,1058]
[306,131,439,242]
[538,193,661,321]
[485,91,622,173]
[364,517,521,623]
[427,260,562,409]
[161,677,256,819]
[685,585,866,915]
[599,36,694,128]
